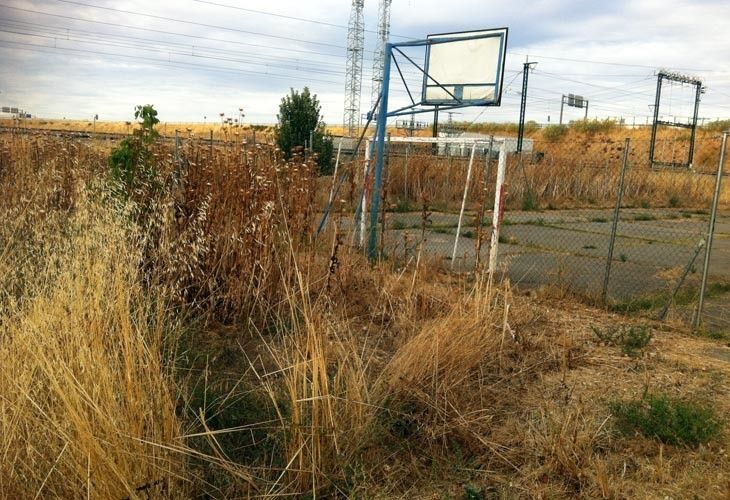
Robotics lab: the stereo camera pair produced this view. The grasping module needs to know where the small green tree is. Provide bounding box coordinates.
[276,87,333,174]
[109,104,161,201]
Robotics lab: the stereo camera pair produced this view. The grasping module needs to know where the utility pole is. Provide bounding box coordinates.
[370,0,393,114]
[343,0,365,137]
[517,58,537,153]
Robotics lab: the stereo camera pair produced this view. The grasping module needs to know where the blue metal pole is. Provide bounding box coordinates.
[367,43,392,261]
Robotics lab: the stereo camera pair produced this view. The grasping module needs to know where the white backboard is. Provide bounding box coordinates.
[422,28,508,106]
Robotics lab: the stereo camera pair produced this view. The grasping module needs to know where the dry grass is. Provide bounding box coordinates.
[0,129,727,498]
[1,118,276,142]
[0,196,187,499]
[382,133,729,212]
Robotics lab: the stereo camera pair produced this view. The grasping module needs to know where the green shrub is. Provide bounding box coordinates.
[610,394,722,446]
[633,213,656,221]
[703,119,730,133]
[108,104,161,203]
[570,118,618,135]
[542,124,569,142]
[276,87,334,174]
[591,325,652,357]
[463,484,484,500]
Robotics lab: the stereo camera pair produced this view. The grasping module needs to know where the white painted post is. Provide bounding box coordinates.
[360,139,371,248]
[451,144,477,268]
[488,141,507,275]
[327,140,343,207]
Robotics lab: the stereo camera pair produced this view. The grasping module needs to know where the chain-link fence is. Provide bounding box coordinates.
[351,131,728,334]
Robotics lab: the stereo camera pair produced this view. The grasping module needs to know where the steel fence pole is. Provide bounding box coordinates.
[488,141,507,275]
[694,131,728,329]
[367,43,392,261]
[602,137,630,303]
[452,143,477,269]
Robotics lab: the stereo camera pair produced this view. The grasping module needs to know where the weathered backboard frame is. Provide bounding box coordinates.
[422,28,508,106]
[364,27,509,260]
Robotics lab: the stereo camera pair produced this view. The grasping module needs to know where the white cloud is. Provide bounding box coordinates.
[0,0,728,125]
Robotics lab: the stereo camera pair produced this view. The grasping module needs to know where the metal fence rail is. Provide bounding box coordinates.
[358,132,728,334]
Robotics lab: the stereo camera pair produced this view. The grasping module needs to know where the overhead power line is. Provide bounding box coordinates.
[49,0,345,49]
[509,51,716,73]
[535,71,656,99]
[191,0,412,40]
[0,23,352,75]
[0,39,342,85]
[0,17,428,81]
[0,17,346,70]
[0,4,361,60]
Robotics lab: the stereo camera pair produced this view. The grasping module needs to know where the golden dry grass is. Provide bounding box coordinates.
[0,129,727,499]
[0,197,187,499]
[1,118,276,142]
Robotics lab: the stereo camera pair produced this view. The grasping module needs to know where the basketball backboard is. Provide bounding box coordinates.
[422,28,508,106]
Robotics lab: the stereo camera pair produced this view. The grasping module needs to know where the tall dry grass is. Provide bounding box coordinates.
[382,135,728,211]
[1,128,725,498]
[0,194,187,499]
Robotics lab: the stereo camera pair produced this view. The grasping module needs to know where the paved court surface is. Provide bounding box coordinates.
[378,207,729,332]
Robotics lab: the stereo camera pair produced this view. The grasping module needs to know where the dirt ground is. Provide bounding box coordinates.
[356,290,730,499]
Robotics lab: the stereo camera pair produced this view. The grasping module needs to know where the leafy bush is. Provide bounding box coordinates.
[703,119,730,133]
[570,118,618,135]
[276,87,334,174]
[542,124,569,142]
[108,104,161,203]
[611,394,722,446]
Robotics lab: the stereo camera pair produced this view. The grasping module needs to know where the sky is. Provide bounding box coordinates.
[0,0,729,127]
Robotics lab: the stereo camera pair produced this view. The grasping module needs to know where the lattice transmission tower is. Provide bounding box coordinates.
[370,0,392,116]
[343,0,365,137]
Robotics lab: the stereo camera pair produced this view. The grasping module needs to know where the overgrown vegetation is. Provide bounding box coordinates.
[108,104,161,203]
[611,394,722,446]
[570,118,618,135]
[592,324,653,357]
[1,107,728,498]
[275,86,334,174]
[542,124,569,142]
[703,118,730,133]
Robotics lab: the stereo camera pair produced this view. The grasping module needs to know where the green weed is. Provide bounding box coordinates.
[591,325,653,358]
[610,394,722,446]
[633,213,656,221]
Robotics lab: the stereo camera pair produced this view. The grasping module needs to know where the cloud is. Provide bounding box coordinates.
[0,0,727,125]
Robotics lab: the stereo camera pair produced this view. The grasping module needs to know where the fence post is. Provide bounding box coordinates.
[488,141,507,275]
[174,130,180,167]
[378,133,392,258]
[694,131,728,329]
[359,139,372,248]
[602,137,630,303]
[452,143,477,269]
